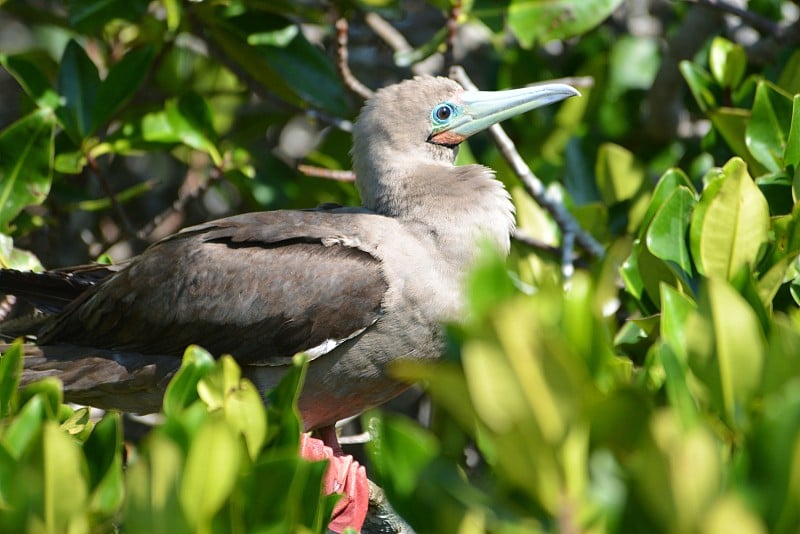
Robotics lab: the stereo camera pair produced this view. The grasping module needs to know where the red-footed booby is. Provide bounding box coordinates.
[0,76,578,531]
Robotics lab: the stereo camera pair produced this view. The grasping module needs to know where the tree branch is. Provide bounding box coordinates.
[335,18,374,100]
[449,66,606,265]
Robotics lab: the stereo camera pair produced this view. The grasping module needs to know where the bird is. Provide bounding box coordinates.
[0,75,578,531]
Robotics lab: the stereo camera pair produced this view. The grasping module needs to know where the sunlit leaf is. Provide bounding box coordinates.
[0,109,55,231]
[709,37,746,89]
[507,0,624,48]
[746,81,794,172]
[686,278,765,427]
[690,158,769,280]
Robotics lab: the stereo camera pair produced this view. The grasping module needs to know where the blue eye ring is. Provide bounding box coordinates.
[431,103,456,125]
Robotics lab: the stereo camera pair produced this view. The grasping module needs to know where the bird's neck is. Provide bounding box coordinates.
[357,161,516,272]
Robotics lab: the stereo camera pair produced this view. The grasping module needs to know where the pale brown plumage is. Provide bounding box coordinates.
[0,76,578,430]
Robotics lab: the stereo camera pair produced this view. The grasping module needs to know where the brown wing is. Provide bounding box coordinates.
[39,210,389,365]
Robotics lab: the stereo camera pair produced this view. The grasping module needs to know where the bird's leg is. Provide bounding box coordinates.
[313,424,345,455]
[299,427,369,533]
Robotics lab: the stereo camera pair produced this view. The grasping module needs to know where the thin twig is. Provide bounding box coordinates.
[297,164,356,182]
[365,12,413,56]
[450,66,606,262]
[512,229,562,258]
[364,12,431,76]
[443,0,462,70]
[683,0,781,35]
[135,168,224,241]
[335,18,374,100]
[86,155,138,240]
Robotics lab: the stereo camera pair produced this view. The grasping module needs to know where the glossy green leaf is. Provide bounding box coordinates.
[507,0,624,48]
[690,158,769,280]
[686,278,765,427]
[746,81,794,172]
[778,49,800,94]
[19,378,63,420]
[680,60,716,113]
[645,186,696,278]
[57,39,100,139]
[69,0,150,32]
[163,345,216,418]
[91,45,155,131]
[709,107,766,174]
[785,95,800,170]
[0,54,60,110]
[180,416,240,525]
[660,284,696,361]
[0,341,22,418]
[203,12,348,116]
[198,356,267,459]
[595,143,644,205]
[367,412,439,498]
[124,433,188,533]
[83,413,123,515]
[709,37,746,89]
[0,109,55,231]
[639,168,696,238]
[3,395,45,459]
[39,421,88,531]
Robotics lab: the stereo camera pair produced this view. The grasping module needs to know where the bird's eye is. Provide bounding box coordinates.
[432,103,455,124]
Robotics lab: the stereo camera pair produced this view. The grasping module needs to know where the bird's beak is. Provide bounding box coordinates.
[430,83,580,145]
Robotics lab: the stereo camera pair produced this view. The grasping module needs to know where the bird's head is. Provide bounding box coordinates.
[351,76,579,211]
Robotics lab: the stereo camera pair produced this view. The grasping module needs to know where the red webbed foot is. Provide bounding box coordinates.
[299,427,369,532]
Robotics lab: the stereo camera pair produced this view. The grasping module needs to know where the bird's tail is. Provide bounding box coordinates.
[0,265,119,314]
[11,343,179,414]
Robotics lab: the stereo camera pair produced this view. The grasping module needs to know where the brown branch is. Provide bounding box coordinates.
[86,155,138,241]
[512,229,562,258]
[449,66,606,263]
[297,164,356,182]
[335,18,374,100]
[684,0,781,35]
[364,12,433,76]
[443,0,462,70]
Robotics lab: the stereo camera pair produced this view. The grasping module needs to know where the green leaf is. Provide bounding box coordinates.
[68,0,150,32]
[686,278,765,427]
[83,413,124,515]
[163,345,216,418]
[746,81,794,172]
[163,93,222,166]
[639,168,696,239]
[689,158,769,280]
[680,60,716,113]
[595,143,645,205]
[709,37,746,89]
[366,412,439,498]
[198,356,267,459]
[57,39,100,139]
[3,395,45,459]
[0,110,55,231]
[507,0,624,48]
[785,95,800,170]
[91,45,155,131]
[660,283,696,362]
[708,107,767,174]
[202,12,348,116]
[0,54,60,110]
[179,416,240,525]
[645,186,696,278]
[778,49,800,94]
[0,341,23,418]
[39,421,89,531]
